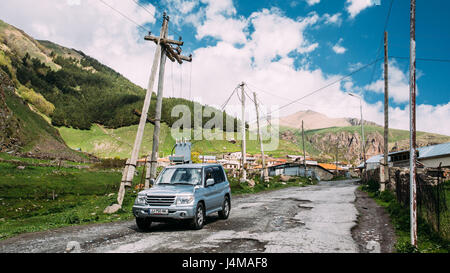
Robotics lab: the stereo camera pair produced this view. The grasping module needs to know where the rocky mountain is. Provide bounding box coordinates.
[279,110,379,130]
[279,110,352,130]
[280,125,450,165]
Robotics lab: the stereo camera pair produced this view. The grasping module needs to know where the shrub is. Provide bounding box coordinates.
[17,85,55,116]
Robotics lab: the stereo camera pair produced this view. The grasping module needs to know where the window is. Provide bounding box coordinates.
[205,168,213,185]
[156,168,202,185]
[212,166,225,183]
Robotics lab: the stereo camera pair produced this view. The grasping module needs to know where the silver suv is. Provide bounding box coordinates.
[132,164,231,230]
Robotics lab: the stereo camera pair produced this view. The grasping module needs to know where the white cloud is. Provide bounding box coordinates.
[305,0,320,6]
[245,9,320,66]
[1,0,448,136]
[0,0,157,87]
[332,38,347,54]
[346,0,376,19]
[364,61,414,104]
[323,13,342,26]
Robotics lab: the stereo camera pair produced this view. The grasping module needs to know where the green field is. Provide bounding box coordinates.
[58,124,306,159]
[0,161,142,240]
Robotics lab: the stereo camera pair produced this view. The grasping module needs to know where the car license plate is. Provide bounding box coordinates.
[149,208,168,215]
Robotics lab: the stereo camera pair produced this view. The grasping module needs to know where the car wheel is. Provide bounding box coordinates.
[136,217,152,231]
[191,203,205,230]
[218,196,230,219]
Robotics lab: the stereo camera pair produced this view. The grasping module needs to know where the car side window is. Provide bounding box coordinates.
[212,167,225,183]
[205,168,213,186]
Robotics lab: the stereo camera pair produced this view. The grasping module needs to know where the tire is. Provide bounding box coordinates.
[218,196,230,219]
[136,217,152,231]
[191,203,205,230]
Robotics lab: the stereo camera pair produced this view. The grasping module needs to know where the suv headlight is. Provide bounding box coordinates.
[176,195,194,205]
[135,195,146,205]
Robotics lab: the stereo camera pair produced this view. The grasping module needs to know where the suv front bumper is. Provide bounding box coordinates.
[132,205,195,220]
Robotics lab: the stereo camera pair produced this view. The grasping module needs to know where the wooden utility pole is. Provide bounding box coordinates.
[409,0,418,247]
[148,14,192,180]
[106,13,192,214]
[113,14,165,210]
[301,120,307,175]
[240,82,247,181]
[253,92,268,182]
[335,142,339,175]
[383,31,389,192]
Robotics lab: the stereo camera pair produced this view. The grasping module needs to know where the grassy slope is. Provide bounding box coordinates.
[0,161,138,239]
[283,125,450,158]
[2,71,87,161]
[58,124,304,159]
[303,125,450,145]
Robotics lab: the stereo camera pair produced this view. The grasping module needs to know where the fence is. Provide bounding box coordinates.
[394,167,449,240]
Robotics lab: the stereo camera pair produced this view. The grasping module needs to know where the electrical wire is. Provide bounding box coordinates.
[130,0,156,17]
[99,0,150,33]
[251,57,383,123]
[367,0,395,86]
[221,87,238,111]
[389,56,450,63]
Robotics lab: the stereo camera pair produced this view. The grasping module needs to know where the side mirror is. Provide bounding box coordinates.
[206,178,214,187]
[150,178,155,186]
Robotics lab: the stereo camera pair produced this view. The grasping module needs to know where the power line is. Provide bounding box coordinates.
[389,56,450,63]
[368,0,395,87]
[99,0,150,32]
[252,57,383,123]
[131,0,156,17]
[221,87,238,111]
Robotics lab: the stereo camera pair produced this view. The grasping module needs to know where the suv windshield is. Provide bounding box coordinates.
[156,168,202,185]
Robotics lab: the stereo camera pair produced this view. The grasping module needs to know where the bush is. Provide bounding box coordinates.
[94,157,126,169]
[379,190,395,203]
[362,178,379,193]
[17,85,55,116]
[395,241,419,253]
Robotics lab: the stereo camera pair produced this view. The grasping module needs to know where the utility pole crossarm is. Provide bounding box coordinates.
[144,35,192,64]
[144,35,184,46]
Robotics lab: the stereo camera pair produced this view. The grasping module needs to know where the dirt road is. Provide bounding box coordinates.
[0,179,395,253]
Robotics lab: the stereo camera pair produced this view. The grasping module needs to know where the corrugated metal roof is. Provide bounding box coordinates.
[418,142,450,159]
[358,142,450,168]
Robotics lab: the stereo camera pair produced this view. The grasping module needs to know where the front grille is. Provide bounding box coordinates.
[146,195,175,206]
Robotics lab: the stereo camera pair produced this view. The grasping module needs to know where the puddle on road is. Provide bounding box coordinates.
[210,238,267,253]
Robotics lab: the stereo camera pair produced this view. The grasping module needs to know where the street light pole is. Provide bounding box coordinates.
[348,92,366,180]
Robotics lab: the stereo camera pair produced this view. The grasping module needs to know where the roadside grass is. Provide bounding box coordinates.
[0,160,316,240]
[331,175,349,181]
[360,181,449,253]
[229,175,316,195]
[0,162,141,240]
[0,152,90,167]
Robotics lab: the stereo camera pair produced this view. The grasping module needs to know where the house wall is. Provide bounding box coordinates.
[420,156,450,168]
[269,165,333,181]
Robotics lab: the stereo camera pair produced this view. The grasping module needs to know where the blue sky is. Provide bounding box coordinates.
[147,0,450,108]
[0,0,449,135]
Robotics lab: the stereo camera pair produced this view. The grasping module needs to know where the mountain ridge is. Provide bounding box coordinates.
[279,109,379,130]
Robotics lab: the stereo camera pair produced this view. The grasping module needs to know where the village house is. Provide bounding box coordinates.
[359,142,450,170]
[267,162,334,181]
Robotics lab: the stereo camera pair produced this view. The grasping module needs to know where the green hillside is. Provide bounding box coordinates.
[58,124,305,159]
[0,70,87,161]
[280,125,450,164]
[0,19,238,131]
